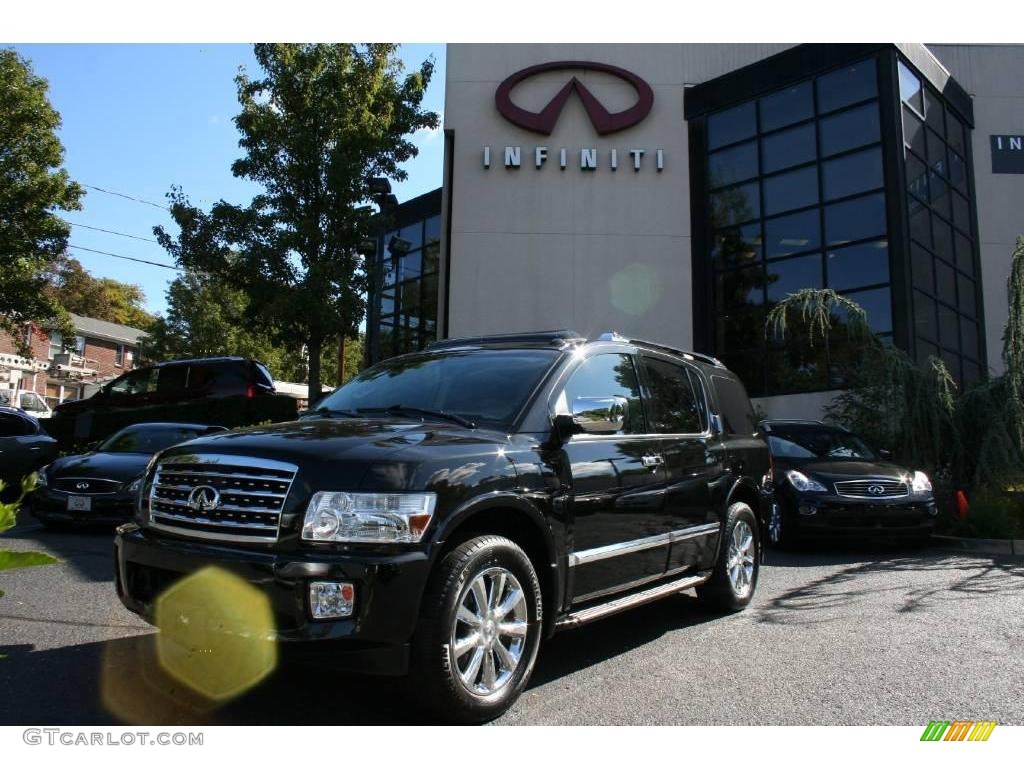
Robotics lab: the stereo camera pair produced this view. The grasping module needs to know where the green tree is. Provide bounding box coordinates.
[0,49,82,353]
[49,255,155,330]
[0,474,58,604]
[155,44,438,401]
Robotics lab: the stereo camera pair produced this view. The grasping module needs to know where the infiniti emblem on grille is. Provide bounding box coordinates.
[867,484,885,495]
[188,485,221,512]
[75,481,90,490]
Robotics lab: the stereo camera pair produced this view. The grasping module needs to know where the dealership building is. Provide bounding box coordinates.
[368,43,1024,416]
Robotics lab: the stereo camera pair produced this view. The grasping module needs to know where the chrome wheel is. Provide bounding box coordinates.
[768,502,782,544]
[450,567,528,696]
[727,520,755,598]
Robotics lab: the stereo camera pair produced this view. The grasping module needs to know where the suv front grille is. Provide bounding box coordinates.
[54,478,123,494]
[148,454,298,543]
[834,479,908,499]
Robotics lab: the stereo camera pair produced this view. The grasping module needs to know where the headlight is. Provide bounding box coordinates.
[301,492,437,543]
[911,471,932,493]
[786,469,828,493]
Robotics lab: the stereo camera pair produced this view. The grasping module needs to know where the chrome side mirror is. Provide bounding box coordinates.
[570,396,629,435]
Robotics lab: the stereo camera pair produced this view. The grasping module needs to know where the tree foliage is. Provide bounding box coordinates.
[0,48,82,353]
[0,474,58,599]
[154,44,437,400]
[48,255,155,330]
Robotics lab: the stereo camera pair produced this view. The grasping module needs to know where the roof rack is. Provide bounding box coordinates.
[426,329,586,351]
[594,333,726,368]
[760,419,831,433]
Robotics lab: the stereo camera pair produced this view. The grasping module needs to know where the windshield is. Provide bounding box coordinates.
[98,426,208,454]
[311,349,560,429]
[767,428,877,461]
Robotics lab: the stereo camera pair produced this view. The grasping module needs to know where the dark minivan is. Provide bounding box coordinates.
[47,357,297,449]
[114,331,771,722]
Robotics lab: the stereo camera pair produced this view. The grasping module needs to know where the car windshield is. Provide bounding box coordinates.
[767,427,877,461]
[310,349,560,429]
[98,426,207,454]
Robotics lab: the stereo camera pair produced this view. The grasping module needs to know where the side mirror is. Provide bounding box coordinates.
[570,395,629,435]
[878,449,892,460]
[710,414,725,435]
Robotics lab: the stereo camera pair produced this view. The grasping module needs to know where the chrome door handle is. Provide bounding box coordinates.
[641,455,664,467]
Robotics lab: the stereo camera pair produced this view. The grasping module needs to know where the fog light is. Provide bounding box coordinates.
[309,581,355,620]
[798,504,818,516]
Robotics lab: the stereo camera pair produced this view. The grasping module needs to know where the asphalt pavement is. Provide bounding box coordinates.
[1,516,1022,726]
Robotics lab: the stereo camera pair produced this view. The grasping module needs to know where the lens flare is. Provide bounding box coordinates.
[609,263,661,317]
[153,566,278,701]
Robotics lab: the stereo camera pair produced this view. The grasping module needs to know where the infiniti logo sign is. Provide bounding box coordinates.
[867,484,886,496]
[187,485,221,513]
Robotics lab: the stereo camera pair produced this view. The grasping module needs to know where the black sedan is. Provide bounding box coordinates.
[0,406,58,501]
[29,422,226,527]
[762,420,938,546]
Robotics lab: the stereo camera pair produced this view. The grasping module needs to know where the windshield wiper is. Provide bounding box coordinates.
[358,405,476,429]
[301,407,362,419]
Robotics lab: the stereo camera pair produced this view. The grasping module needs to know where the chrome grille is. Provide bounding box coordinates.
[148,454,297,543]
[54,477,123,494]
[834,478,908,499]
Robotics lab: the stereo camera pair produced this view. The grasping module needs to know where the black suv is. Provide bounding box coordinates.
[114,331,771,722]
[762,419,938,546]
[47,357,297,449]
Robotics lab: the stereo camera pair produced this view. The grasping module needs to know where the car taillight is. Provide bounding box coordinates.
[246,384,255,399]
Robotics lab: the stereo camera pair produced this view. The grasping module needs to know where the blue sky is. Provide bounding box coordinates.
[8,43,446,318]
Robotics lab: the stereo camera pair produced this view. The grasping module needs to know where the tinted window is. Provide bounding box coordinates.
[708,102,756,150]
[107,368,155,396]
[764,209,820,259]
[99,425,213,454]
[0,413,34,437]
[761,123,816,174]
[819,102,879,156]
[759,82,813,132]
[817,59,877,113]
[824,193,886,246]
[826,240,889,291]
[711,182,760,227]
[188,362,251,397]
[557,353,644,435]
[767,426,876,460]
[822,147,883,201]
[708,141,758,188]
[641,357,702,434]
[767,254,822,302]
[763,165,818,216]
[254,363,275,389]
[316,349,559,429]
[156,365,189,395]
[711,374,757,436]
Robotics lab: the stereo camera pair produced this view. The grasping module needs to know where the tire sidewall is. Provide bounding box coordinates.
[721,503,760,609]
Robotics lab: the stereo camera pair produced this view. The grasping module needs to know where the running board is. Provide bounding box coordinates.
[555,571,711,630]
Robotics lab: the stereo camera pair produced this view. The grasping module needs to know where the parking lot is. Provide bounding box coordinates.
[1,517,1022,726]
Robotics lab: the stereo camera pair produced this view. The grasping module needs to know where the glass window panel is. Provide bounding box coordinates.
[424,215,441,245]
[912,243,934,294]
[820,102,880,157]
[938,304,959,350]
[721,347,766,398]
[401,251,422,281]
[958,273,977,317]
[818,58,877,114]
[708,140,758,188]
[716,309,766,353]
[764,209,820,259]
[401,279,421,310]
[712,223,762,269]
[708,102,756,150]
[767,338,827,394]
[951,190,971,234]
[926,129,947,176]
[763,165,818,216]
[933,218,954,265]
[898,61,923,113]
[843,287,892,333]
[562,354,645,435]
[759,82,814,132]
[766,253,822,302]
[916,338,939,367]
[826,239,889,291]
[422,243,440,275]
[908,199,932,249]
[822,146,883,201]
[929,172,951,219]
[716,266,765,310]
[711,182,760,227]
[400,223,423,251]
[962,360,981,388]
[948,151,968,194]
[902,105,926,157]
[914,291,938,342]
[905,151,928,202]
[961,317,979,361]
[382,256,398,287]
[824,193,886,246]
[381,289,395,316]
[422,274,439,321]
[940,350,962,385]
[761,123,816,174]
[924,89,945,136]
[935,259,956,306]
[947,115,967,157]
[641,357,702,434]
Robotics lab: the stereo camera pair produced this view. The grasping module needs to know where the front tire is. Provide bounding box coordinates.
[410,535,543,723]
[696,502,760,612]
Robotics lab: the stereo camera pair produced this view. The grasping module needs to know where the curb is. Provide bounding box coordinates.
[932,534,1024,556]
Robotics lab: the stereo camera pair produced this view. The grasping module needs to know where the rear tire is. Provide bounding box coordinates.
[696,503,760,613]
[409,535,543,724]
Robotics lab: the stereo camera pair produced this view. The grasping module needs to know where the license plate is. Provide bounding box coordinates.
[67,495,92,512]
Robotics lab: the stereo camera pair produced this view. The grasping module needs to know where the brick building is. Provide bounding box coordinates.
[0,313,147,410]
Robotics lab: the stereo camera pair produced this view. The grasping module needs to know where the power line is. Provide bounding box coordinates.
[67,243,179,271]
[81,183,169,211]
[64,221,160,244]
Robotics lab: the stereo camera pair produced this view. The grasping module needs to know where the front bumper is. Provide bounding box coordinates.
[29,488,136,525]
[782,494,938,537]
[113,524,433,675]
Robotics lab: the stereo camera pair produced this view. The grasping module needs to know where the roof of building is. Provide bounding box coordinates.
[68,313,147,345]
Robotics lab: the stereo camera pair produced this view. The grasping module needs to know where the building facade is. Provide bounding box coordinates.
[0,313,146,409]
[366,44,1024,417]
